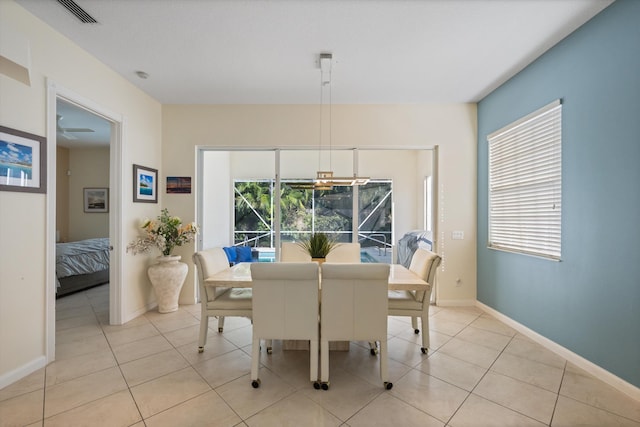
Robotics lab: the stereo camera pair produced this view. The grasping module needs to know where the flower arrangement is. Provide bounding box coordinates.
[127,208,199,256]
[297,232,338,258]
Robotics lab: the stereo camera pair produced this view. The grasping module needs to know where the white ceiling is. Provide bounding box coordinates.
[56,99,111,148]
[17,0,613,107]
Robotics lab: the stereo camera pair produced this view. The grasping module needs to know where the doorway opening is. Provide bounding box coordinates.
[46,81,124,362]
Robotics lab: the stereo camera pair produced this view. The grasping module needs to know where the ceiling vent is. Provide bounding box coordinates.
[57,0,98,23]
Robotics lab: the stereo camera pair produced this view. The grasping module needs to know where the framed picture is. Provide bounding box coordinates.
[133,164,158,203]
[0,125,47,193]
[166,176,191,194]
[84,187,109,212]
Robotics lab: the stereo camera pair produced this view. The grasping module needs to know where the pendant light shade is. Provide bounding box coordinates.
[290,53,369,190]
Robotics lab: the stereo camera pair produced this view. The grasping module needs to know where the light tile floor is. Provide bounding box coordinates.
[1,283,639,426]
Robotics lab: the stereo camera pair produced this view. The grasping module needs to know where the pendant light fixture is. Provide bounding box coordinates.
[290,53,369,190]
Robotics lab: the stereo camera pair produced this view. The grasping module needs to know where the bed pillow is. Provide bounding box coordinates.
[236,246,253,263]
[223,246,237,263]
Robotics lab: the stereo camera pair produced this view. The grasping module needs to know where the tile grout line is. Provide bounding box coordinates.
[100,300,149,425]
[345,311,480,426]
[42,288,635,426]
[45,289,109,423]
[438,310,492,426]
[175,319,247,424]
[432,311,556,426]
[443,315,561,426]
[548,360,569,427]
[84,285,146,424]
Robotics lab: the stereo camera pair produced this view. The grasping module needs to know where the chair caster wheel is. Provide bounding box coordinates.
[313,381,321,390]
[218,327,223,333]
[321,382,330,390]
[370,348,378,356]
[267,347,273,355]
[251,379,261,388]
[414,329,420,334]
[384,382,393,390]
[198,347,204,353]
[421,347,427,354]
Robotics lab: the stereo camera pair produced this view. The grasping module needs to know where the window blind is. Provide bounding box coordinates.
[487,100,562,260]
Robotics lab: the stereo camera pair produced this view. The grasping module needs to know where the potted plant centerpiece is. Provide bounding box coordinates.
[127,208,199,313]
[297,232,338,263]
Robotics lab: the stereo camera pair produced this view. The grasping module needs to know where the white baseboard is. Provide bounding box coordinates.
[3,301,159,389]
[120,302,157,325]
[436,299,476,307]
[0,356,46,390]
[476,300,640,402]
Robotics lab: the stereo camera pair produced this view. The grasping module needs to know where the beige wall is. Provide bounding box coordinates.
[0,0,477,388]
[0,0,162,386]
[55,146,69,242]
[162,104,477,306]
[68,148,109,241]
[55,147,110,241]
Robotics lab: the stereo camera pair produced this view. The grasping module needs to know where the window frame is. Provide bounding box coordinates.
[232,178,393,262]
[487,99,562,260]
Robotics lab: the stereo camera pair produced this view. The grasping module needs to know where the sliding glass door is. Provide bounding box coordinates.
[198,148,435,264]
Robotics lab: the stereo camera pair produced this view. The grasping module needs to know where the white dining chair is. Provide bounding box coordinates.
[250,262,320,388]
[193,247,253,353]
[325,242,361,263]
[320,263,392,390]
[388,248,441,353]
[280,242,312,262]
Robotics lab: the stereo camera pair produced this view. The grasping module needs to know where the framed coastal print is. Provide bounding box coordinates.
[84,187,109,212]
[133,164,158,203]
[166,176,191,194]
[0,125,47,193]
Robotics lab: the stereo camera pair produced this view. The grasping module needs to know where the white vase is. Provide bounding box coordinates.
[147,255,188,313]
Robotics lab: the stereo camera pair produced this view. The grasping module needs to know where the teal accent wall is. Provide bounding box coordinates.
[477,0,640,388]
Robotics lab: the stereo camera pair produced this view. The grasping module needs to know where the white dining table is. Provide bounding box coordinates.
[204,262,428,352]
[205,262,430,291]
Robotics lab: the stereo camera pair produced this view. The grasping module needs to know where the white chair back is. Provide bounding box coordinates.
[251,262,319,339]
[325,242,361,263]
[321,263,389,340]
[387,247,441,354]
[193,247,232,301]
[409,248,441,302]
[319,262,391,389]
[250,262,320,386]
[193,247,252,353]
[280,242,312,262]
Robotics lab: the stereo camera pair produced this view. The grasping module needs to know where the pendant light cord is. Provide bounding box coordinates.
[319,69,323,172]
[318,59,332,173]
[329,69,332,172]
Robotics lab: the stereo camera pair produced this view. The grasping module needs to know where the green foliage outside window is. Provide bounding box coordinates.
[234,179,391,249]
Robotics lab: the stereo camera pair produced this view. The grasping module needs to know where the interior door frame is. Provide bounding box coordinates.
[45,80,124,362]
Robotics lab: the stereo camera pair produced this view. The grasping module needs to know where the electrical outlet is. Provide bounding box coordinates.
[452,230,464,240]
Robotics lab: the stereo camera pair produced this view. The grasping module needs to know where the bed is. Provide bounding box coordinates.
[56,237,110,297]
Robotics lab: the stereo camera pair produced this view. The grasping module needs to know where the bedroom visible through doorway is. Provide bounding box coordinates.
[55,99,112,299]
[47,83,124,364]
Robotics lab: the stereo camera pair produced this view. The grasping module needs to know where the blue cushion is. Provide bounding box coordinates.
[236,246,253,263]
[223,246,237,263]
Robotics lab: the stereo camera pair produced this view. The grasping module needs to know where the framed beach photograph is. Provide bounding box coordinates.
[0,125,47,194]
[133,164,158,203]
[84,187,109,212]
[166,176,191,194]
